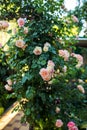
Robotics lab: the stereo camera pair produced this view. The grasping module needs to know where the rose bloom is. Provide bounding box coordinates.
[72,15,79,23]
[7,79,12,86]
[71,53,83,68]
[43,46,49,52]
[59,49,70,61]
[69,126,78,130]
[78,79,84,84]
[24,27,28,34]
[55,119,63,128]
[67,121,75,128]
[63,65,67,73]
[4,84,12,91]
[2,21,9,29]
[17,18,25,27]
[33,46,42,55]
[47,60,55,67]
[77,85,85,94]
[15,39,25,49]
[43,42,51,52]
[39,68,51,81]
[44,42,51,47]
[55,107,60,113]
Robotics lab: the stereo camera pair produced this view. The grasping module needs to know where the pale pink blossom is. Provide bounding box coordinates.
[17,18,25,27]
[4,84,12,91]
[55,119,63,128]
[44,42,51,47]
[43,42,51,52]
[55,107,60,113]
[7,79,12,86]
[59,49,70,61]
[72,15,79,23]
[47,60,55,67]
[15,39,25,49]
[33,46,42,55]
[2,21,9,29]
[24,27,28,34]
[69,126,78,130]
[39,68,51,81]
[63,65,67,72]
[77,85,85,94]
[78,79,84,84]
[71,53,83,68]
[67,121,75,128]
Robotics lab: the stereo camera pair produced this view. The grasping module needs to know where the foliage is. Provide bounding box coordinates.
[5,0,87,130]
[0,46,16,114]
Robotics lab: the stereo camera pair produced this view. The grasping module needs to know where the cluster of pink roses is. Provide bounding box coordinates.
[71,53,83,68]
[33,42,51,55]
[55,120,78,130]
[39,60,55,81]
[0,21,9,30]
[67,121,78,130]
[58,50,83,69]
[17,18,28,34]
[59,49,70,61]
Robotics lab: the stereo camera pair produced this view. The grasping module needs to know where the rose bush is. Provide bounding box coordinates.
[5,0,87,130]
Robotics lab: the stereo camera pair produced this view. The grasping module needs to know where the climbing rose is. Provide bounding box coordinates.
[7,79,12,86]
[71,53,83,68]
[69,126,78,130]
[17,18,25,27]
[67,121,75,128]
[47,60,55,67]
[59,49,70,61]
[55,107,60,113]
[77,85,85,94]
[15,39,25,49]
[33,46,42,55]
[39,68,51,81]
[24,27,28,34]
[55,119,63,128]
[2,21,9,29]
[43,42,51,52]
[4,84,12,91]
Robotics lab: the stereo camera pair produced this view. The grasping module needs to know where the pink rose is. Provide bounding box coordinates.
[7,79,12,86]
[39,68,51,81]
[17,18,25,27]
[55,119,63,128]
[59,49,70,61]
[24,27,28,34]
[2,21,9,29]
[43,42,51,52]
[77,85,85,94]
[71,53,83,68]
[69,126,78,130]
[55,107,60,113]
[67,121,75,128]
[4,84,12,91]
[47,60,55,67]
[15,39,25,49]
[33,46,42,55]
